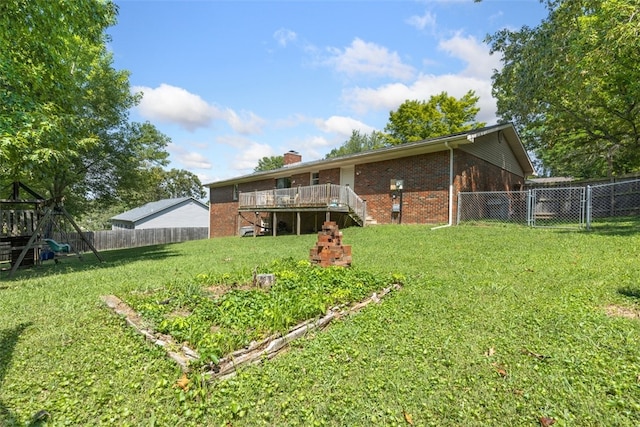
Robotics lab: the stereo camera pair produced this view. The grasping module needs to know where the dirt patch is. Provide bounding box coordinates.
[169,309,192,318]
[102,295,146,325]
[205,283,255,296]
[604,304,640,319]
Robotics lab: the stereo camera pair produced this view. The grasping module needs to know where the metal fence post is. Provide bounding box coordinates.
[585,185,592,230]
[526,189,533,227]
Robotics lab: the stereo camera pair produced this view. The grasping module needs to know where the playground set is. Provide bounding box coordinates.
[0,182,103,277]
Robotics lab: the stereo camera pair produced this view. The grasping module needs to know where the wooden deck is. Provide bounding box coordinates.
[240,184,365,212]
[238,184,367,227]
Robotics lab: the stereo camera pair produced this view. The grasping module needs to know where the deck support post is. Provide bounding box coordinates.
[272,212,277,237]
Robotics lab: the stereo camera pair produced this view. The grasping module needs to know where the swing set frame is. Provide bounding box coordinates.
[1,182,103,277]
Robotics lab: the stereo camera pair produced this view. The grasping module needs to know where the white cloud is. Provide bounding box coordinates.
[326,38,415,80]
[134,84,266,134]
[233,141,277,171]
[178,152,212,170]
[216,134,255,150]
[277,135,334,163]
[406,11,437,31]
[344,74,496,124]
[315,115,376,137]
[134,84,222,131]
[214,135,276,172]
[341,34,501,124]
[223,109,266,135]
[273,113,310,129]
[274,28,297,47]
[438,33,501,79]
[168,143,213,169]
[299,136,333,160]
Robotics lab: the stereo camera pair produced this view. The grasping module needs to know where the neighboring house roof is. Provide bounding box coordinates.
[110,197,208,223]
[526,177,574,185]
[204,123,534,188]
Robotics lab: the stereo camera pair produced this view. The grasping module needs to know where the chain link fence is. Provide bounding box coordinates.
[529,187,586,228]
[458,179,640,230]
[588,179,640,229]
[456,191,528,225]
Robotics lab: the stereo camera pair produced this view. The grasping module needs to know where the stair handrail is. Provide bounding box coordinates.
[341,185,367,225]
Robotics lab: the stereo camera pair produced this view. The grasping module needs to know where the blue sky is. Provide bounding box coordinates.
[108,0,548,185]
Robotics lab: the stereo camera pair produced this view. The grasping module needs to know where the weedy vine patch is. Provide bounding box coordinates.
[102,258,404,379]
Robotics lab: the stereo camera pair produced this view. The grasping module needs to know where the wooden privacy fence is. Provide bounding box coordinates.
[56,227,209,253]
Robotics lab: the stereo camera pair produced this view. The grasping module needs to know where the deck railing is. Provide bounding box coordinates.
[239,184,367,224]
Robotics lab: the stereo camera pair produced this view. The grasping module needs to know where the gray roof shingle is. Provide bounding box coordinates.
[110,197,201,223]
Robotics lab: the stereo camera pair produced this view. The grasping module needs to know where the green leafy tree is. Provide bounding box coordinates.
[159,169,206,200]
[384,91,485,145]
[78,166,205,230]
[1,1,128,180]
[254,155,284,172]
[0,0,173,216]
[325,130,388,159]
[487,0,640,178]
[99,121,171,205]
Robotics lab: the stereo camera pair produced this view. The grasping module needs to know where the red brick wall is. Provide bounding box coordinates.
[290,169,339,187]
[239,178,275,192]
[354,152,451,224]
[321,168,340,184]
[455,150,523,193]
[210,181,278,237]
[291,172,310,187]
[284,151,302,165]
[210,200,238,237]
[352,150,525,225]
[208,149,527,236]
[452,150,525,221]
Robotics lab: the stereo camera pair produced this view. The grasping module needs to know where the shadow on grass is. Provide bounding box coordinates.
[587,225,640,237]
[0,243,183,282]
[548,216,640,237]
[618,286,640,300]
[587,216,640,236]
[0,322,32,426]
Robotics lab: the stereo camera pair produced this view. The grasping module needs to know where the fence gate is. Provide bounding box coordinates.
[528,187,586,228]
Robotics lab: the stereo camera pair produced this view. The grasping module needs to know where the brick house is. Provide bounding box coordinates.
[205,123,534,237]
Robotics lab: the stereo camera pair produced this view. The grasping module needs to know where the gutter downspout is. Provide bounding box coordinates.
[431,141,454,230]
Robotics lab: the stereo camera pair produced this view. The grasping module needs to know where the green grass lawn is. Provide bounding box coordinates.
[1,223,640,426]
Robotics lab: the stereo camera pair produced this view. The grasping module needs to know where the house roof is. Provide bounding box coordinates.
[204,123,534,188]
[526,177,574,185]
[110,197,208,223]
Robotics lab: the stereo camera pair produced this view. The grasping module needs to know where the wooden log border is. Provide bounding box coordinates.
[101,283,401,379]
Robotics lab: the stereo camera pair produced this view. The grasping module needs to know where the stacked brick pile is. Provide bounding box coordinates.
[309,221,352,267]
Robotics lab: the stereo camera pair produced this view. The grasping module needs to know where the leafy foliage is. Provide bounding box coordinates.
[125,258,395,364]
[322,91,485,159]
[384,91,485,145]
[0,1,202,222]
[325,130,387,159]
[254,155,284,172]
[487,0,640,178]
[0,0,134,193]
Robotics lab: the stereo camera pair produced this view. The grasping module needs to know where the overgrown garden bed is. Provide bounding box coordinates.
[115,258,404,373]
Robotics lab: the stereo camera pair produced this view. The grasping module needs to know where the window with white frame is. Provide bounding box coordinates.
[311,172,320,185]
